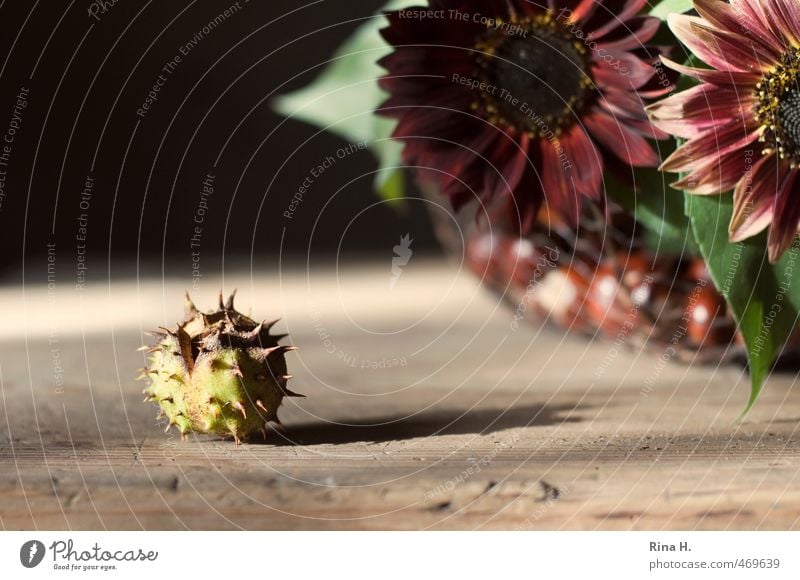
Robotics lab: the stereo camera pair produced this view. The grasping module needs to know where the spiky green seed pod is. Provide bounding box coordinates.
[140,291,301,445]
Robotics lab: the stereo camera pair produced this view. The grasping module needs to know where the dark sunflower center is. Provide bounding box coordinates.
[756,50,800,164]
[778,90,800,152]
[474,16,591,136]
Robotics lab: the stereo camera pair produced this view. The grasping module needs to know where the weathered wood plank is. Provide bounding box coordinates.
[1,263,798,530]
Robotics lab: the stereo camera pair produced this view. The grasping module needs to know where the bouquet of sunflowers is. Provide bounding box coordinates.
[276,0,800,410]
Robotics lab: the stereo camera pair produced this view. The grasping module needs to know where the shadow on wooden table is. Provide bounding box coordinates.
[263,402,584,446]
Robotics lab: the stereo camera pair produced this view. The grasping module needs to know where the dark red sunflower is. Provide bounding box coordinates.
[648,0,800,263]
[377,0,672,231]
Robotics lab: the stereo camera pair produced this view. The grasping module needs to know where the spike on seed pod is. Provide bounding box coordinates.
[281,386,306,398]
[233,401,247,419]
[140,291,301,444]
[185,291,199,317]
[225,289,237,311]
[247,322,265,340]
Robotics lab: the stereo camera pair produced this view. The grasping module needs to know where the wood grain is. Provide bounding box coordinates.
[1,261,798,530]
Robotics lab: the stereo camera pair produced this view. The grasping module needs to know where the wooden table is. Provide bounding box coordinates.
[1,260,798,530]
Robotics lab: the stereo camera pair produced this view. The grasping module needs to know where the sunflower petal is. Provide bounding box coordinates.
[729,0,788,52]
[729,153,783,242]
[562,124,604,199]
[658,55,761,87]
[672,149,748,195]
[541,139,580,226]
[660,120,762,172]
[647,84,753,139]
[762,0,800,48]
[767,168,800,262]
[584,110,659,167]
[668,14,775,73]
[593,17,660,51]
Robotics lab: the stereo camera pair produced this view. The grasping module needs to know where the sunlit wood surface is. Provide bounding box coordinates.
[1,260,798,530]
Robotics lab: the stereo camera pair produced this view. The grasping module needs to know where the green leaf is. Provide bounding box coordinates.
[605,155,699,257]
[685,193,800,412]
[272,0,416,202]
[376,164,406,204]
[650,0,695,20]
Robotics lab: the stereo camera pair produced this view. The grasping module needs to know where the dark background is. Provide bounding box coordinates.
[0,0,441,283]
